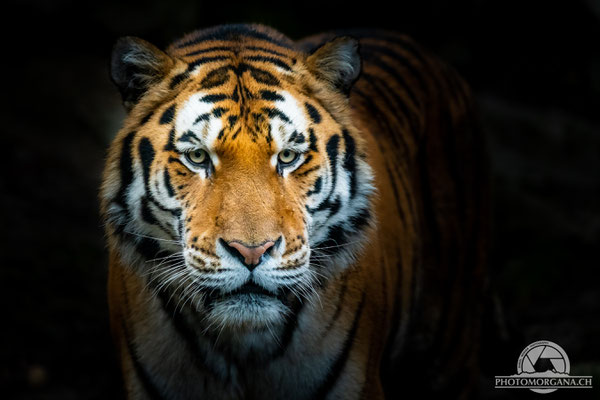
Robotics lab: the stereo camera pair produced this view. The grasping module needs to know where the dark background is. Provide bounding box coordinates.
[1,0,599,399]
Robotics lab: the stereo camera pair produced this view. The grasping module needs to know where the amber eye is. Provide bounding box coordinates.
[185,149,208,166]
[278,149,298,165]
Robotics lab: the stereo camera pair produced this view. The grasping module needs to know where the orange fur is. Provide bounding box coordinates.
[101,24,488,399]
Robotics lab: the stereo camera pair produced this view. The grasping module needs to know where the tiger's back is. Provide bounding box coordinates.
[102,24,488,399]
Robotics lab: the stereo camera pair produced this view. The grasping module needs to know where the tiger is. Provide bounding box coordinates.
[100,23,489,400]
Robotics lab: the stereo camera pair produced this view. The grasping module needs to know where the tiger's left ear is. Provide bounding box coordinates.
[306,36,361,95]
[110,37,175,111]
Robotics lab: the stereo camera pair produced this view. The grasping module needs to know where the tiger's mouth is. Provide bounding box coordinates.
[204,281,289,307]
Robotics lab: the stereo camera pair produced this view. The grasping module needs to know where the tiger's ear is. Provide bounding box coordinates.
[306,36,361,95]
[110,37,174,111]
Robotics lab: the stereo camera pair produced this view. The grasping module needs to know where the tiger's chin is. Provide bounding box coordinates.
[203,290,290,331]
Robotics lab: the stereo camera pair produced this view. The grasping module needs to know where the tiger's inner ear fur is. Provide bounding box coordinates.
[306,36,361,95]
[110,37,175,111]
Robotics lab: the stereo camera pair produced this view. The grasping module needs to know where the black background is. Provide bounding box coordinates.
[1,0,599,399]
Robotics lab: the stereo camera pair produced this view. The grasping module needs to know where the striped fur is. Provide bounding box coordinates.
[100,24,488,399]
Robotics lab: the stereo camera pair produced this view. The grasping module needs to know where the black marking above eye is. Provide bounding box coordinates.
[201,94,228,103]
[294,132,306,144]
[193,113,211,124]
[260,90,284,101]
[160,105,176,125]
[199,66,231,89]
[243,65,280,86]
[262,107,290,123]
[178,131,201,144]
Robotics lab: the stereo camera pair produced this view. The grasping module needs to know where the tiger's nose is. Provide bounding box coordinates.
[224,240,276,271]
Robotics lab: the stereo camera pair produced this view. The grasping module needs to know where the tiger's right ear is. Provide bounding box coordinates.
[110,37,174,111]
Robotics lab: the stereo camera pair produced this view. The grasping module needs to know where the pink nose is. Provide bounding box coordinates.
[228,241,275,268]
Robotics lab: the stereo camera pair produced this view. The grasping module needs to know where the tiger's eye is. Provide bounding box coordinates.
[278,149,298,164]
[185,149,208,166]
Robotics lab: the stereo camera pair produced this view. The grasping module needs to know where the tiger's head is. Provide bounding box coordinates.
[101,25,374,334]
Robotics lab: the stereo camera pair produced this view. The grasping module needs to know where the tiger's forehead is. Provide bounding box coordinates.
[172,83,309,154]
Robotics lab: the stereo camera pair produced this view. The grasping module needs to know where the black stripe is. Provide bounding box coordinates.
[169,72,189,89]
[185,45,236,57]
[199,66,232,89]
[328,196,342,216]
[271,298,305,359]
[308,129,318,151]
[361,44,427,100]
[168,156,186,167]
[159,105,176,125]
[296,164,320,177]
[361,72,419,138]
[384,163,407,226]
[194,113,211,124]
[313,292,366,400]
[305,102,322,124]
[141,197,158,225]
[315,224,347,254]
[121,321,165,399]
[262,107,290,122]
[139,138,155,183]
[360,47,422,108]
[175,24,293,50]
[135,237,161,260]
[259,90,284,101]
[178,130,201,144]
[153,289,220,380]
[341,130,357,198]
[296,153,313,170]
[246,45,289,58]
[245,64,280,86]
[231,85,240,102]
[306,134,339,214]
[114,132,136,208]
[231,127,242,140]
[212,107,227,117]
[139,138,182,220]
[201,94,228,103]
[348,207,371,232]
[307,176,322,196]
[321,275,350,335]
[163,169,175,197]
[187,55,229,72]
[294,132,306,144]
[244,55,292,71]
[163,129,176,151]
[140,112,154,126]
[352,87,410,159]
[228,115,238,127]
[324,134,340,199]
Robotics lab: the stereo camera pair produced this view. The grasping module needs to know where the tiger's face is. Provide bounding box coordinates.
[101,27,374,333]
